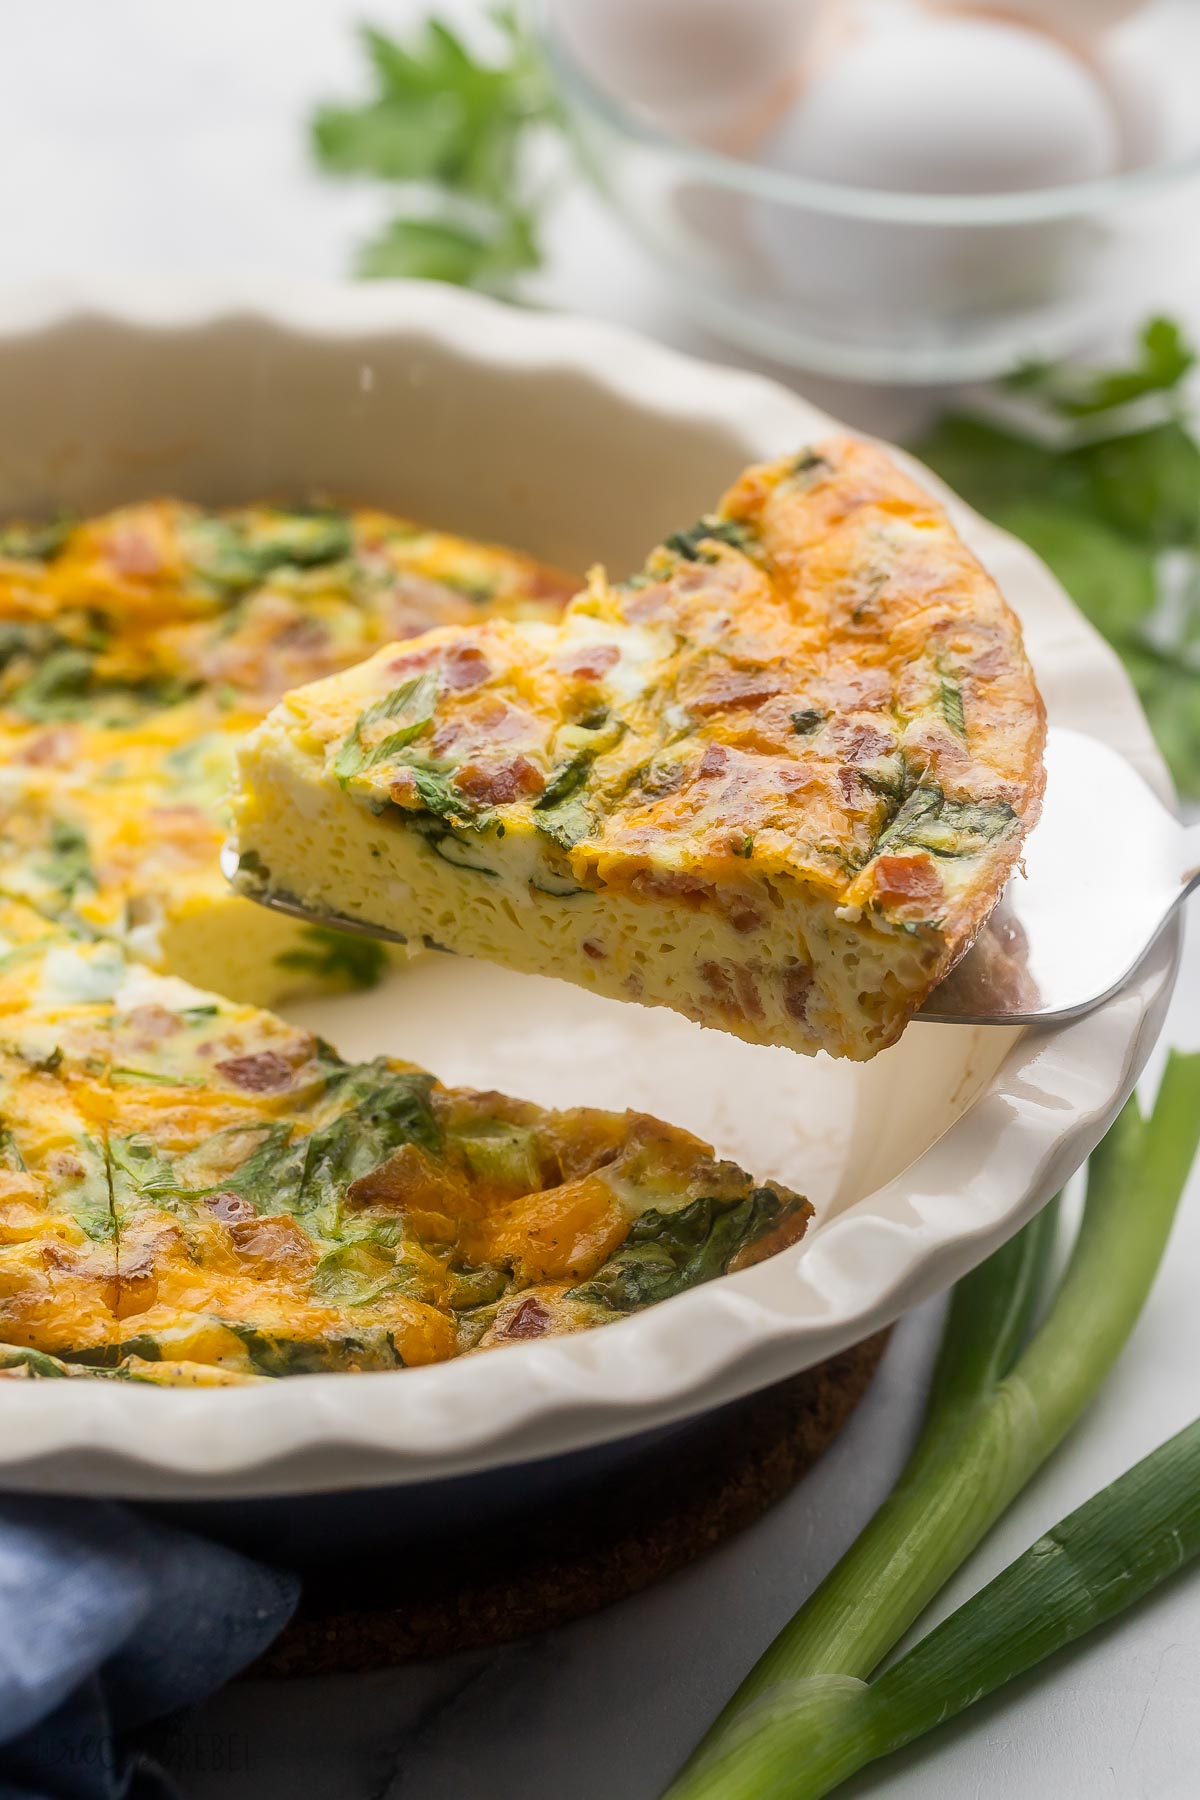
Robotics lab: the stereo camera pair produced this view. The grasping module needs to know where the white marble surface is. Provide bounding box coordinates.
[0,2,1197,1794]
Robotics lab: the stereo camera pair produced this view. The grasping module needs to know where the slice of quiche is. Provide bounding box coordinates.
[232,438,1047,1060]
[0,929,810,1382]
[0,499,573,1005]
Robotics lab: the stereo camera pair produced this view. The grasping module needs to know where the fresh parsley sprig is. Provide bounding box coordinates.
[311,7,558,289]
[913,319,1200,798]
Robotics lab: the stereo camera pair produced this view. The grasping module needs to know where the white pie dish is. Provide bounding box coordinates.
[0,282,1177,1501]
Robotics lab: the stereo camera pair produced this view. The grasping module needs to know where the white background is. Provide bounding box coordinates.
[1,3,1197,1794]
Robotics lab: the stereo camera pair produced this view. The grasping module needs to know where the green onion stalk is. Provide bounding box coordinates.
[666,1050,1200,1800]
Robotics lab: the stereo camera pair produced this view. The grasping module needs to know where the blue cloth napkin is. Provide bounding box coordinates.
[0,1498,298,1800]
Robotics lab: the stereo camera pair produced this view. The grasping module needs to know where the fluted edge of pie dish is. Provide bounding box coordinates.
[0,281,1177,1497]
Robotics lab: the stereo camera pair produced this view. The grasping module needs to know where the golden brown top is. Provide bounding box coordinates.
[291,437,1045,945]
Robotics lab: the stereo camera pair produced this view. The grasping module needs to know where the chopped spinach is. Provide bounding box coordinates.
[791,708,825,735]
[911,317,1200,798]
[938,669,967,740]
[274,925,388,990]
[443,1262,509,1310]
[36,819,95,902]
[534,794,593,853]
[6,646,195,725]
[184,510,354,597]
[453,1122,541,1193]
[0,1345,70,1377]
[108,1060,440,1231]
[535,749,593,810]
[225,1322,405,1376]
[0,516,72,562]
[333,670,438,784]
[872,786,1017,862]
[311,1239,401,1305]
[414,823,497,877]
[569,1187,802,1312]
[663,516,761,564]
[789,450,831,485]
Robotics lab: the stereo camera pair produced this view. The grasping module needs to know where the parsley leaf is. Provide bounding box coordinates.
[912,318,1200,799]
[313,8,557,293]
[355,209,539,285]
[1008,317,1197,419]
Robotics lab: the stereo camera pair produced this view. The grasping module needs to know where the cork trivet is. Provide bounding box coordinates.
[253,1331,889,1676]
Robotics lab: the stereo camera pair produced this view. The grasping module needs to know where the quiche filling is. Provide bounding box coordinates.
[0,905,809,1386]
[0,500,812,1384]
[0,499,572,1005]
[233,440,1047,1060]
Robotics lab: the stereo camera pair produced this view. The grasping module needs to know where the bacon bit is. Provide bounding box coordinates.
[582,939,607,961]
[872,854,944,913]
[455,755,545,805]
[387,768,422,808]
[674,561,748,598]
[690,668,787,713]
[698,743,729,777]
[825,667,891,711]
[501,1296,552,1339]
[831,720,895,764]
[701,960,736,1011]
[346,1143,463,1213]
[557,642,619,682]
[107,527,163,579]
[620,581,673,623]
[731,964,764,1021]
[430,696,535,759]
[526,567,575,603]
[726,900,765,935]
[214,1050,296,1093]
[122,1004,183,1043]
[228,1216,318,1281]
[904,720,970,775]
[968,643,1010,679]
[40,1242,82,1273]
[47,1153,85,1179]
[201,1191,258,1224]
[782,964,813,1022]
[386,644,439,677]
[15,727,78,767]
[115,1246,159,1317]
[384,574,475,641]
[441,644,493,691]
[273,615,328,652]
[631,869,711,906]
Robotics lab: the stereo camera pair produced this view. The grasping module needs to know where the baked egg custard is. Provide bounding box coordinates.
[233,440,1046,1060]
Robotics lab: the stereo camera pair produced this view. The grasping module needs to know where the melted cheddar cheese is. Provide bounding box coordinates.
[233,440,1046,1060]
[0,500,573,1003]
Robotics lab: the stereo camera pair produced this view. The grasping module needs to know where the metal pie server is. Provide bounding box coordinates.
[223,729,1197,1030]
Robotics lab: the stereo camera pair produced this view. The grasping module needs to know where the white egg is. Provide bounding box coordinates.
[1093,28,1169,169]
[551,0,822,143]
[756,15,1120,194]
[935,1,1150,45]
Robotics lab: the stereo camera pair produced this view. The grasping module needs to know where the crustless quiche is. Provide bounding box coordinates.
[0,499,813,1384]
[232,440,1047,1061]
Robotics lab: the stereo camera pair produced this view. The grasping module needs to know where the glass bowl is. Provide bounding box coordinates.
[538,1,1200,384]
